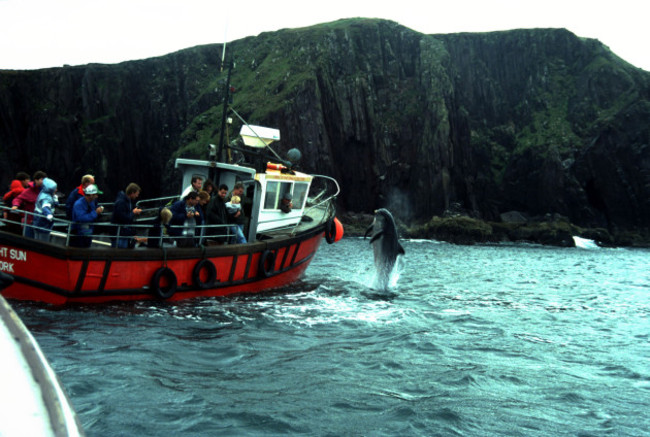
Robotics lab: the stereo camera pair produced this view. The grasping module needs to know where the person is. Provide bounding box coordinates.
[280,192,293,213]
[12,170,47,238]
[226,196,246,244]
[70,184,104,248]
[33,178,59,242]
[2,172,30,234]
[146,207,172,248]
[202,179,215,195]
[3,172,30,210]
[225,195,246,243]
[66,174,95,219]
[197,190,211,214]
[196,191,210,242]
[227,182,247,243]
[111,183,142,248]
[169,192,202,248]
[181,176,203,199]
[205,184,229,244]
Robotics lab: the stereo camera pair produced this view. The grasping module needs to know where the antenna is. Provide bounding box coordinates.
[221,7,229,72]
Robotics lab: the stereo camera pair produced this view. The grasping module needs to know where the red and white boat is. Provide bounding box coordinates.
[0,104,343,305]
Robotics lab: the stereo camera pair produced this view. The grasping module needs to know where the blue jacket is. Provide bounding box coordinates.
[169,199,203,237]
[72,196,98,236]
[65,186,84,219]
[111,191,135,237]
[33,178,58,232]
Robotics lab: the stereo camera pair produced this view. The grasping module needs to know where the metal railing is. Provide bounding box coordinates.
[285,174,340,235]
[1,205,236,248]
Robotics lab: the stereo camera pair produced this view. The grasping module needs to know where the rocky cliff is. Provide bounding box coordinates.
[1,19,649,239]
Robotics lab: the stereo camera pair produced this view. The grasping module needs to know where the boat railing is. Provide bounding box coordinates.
[1,205,238,248]
[290,174,340,234]
[135,196,179,215]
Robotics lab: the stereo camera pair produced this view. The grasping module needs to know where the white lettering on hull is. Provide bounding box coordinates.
[0,247,27,272]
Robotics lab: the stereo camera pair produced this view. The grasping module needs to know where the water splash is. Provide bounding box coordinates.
[371,254,404,290]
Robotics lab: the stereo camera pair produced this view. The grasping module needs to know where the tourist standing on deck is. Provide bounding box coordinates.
[181,176,203,199]
[3,172,30,234]
[225,195,247,244]
[11,170,47,238]
[111,183,142,248]
[205,184,229,244]
[33,178,59,242]
[227,182,247,243]
[65,174,95,219]
[169,192,201,247]
[70,184,104,248]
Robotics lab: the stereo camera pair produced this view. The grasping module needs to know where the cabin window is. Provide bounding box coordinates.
[293,183,309,209]
[264,182,279,209]
[263,181,293,210]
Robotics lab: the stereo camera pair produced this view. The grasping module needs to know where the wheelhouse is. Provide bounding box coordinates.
[174,158,314,240]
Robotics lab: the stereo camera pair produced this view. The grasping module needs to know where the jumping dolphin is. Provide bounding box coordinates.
[364,209,405,290]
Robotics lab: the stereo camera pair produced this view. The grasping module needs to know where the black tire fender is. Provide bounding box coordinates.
[151,267,177,299]
[192,259,217,289]
[325,218,336,244]
[258,250,276,278]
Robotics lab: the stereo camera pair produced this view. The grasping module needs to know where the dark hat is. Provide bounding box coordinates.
[282,192,293,200]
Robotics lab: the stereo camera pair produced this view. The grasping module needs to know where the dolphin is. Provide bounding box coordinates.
[364,209,405,290]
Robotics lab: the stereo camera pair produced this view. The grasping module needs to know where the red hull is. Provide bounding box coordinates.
[0,226,326,305]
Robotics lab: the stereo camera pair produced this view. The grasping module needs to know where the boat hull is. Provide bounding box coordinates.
[0,225,326,304]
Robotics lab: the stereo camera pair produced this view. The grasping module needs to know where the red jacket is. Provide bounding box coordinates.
[3,180,25,203]
[12,182,41,223]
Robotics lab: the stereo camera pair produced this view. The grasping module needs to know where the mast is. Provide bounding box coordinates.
[217,57,233,163]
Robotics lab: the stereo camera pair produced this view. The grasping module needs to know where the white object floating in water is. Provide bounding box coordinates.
[572,236,600,249]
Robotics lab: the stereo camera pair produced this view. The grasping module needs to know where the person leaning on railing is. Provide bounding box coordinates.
[2,171,30,234]
[33,178,59,243]
[110,183,142,249]
[11,170,46,238]
[70,184,104,248]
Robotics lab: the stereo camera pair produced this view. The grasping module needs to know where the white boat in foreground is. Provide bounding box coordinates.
[0,272,83,436]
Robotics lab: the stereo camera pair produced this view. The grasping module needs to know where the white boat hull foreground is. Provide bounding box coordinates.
[0,283,83,437]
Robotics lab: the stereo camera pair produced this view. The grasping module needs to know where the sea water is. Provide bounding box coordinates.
[13,238,650,436]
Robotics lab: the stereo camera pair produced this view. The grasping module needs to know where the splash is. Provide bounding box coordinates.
[372,253,404,290]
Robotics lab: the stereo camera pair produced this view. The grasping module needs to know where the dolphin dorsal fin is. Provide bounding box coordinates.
[369,231,384,244]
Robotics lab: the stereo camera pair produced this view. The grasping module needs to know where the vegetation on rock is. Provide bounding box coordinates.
[1,19,649,245]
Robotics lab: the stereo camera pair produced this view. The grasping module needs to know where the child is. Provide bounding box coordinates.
[33,178,59,242]
[225,196,246,244]
[225,195,241,216]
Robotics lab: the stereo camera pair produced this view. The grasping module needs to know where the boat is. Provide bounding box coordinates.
[0,272,84,435]
[0,63,343,305]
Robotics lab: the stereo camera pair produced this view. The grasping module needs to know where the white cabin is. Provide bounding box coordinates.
[174,158,312,241]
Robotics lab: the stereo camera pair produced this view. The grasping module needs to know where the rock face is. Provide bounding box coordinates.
[1,19,649,234]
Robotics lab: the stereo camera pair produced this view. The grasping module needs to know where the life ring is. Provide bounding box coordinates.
[325,218,336,244]
[258,250,276,278]
[151,267,177,299]
[193,259,217,289]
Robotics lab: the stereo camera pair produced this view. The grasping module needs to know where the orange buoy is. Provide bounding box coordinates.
[333,217,344,242]
[266,162,285,171]
[325,217,345,244]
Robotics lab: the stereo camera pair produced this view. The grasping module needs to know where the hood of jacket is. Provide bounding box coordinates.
[41,178,57,194]
[3,180,25,201]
